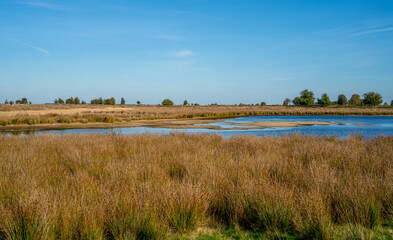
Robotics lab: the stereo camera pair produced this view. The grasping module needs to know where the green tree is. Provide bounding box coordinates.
[337,94,347,105]
[66,97,74,104]
[5,99,8,104]
[317,93,332,107]
[183,100,188,106]
[283,98,291,106]
[81,100,86,104]
[292,89,315,106]
[54,99,59,104]
[105,97,116,105]
[261,102,266,106]
[363,92,383,106]
[137,100,141,105]
[391,100,393,106]
[58,98,64,104]
[74,97,80,104]
[121,97,125,105]
[21,98,28,104]
[9,101,14,105]
[348,94,362,106]
[162,99,174,106]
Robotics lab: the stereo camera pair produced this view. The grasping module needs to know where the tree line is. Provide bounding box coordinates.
[3,98,31,105]
[288,90,389,107]
[53,97,125,105]
[3,94,393,106]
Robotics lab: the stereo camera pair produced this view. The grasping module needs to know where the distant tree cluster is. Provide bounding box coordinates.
[3,98,30,105]
[90,97,103,105]
[105,97,116,105]
[54,97,85,104]
[287,90,386,107]
[362,92,383,106]
[54,98,64,104]
[292,89,315,106]
[53,97,122,105]
[66,97,80,104]
[183,100,201,106]
[90,97,116,105]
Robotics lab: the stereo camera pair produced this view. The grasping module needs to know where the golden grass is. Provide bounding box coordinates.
[0,133,393,239]
[0,105,392,129]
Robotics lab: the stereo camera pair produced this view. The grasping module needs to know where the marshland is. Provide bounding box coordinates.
[1,133,393,239]
[1,104,393,239]
[2,0,393,239]
[1,104,393,131]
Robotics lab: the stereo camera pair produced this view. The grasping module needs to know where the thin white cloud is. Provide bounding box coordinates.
[175,50,194,58]
[18,1,71,11]
[155,30,184,46]
[29,45,51,56]
[350,27,393,36]
[157,34,183,42]
[19,41,51,56]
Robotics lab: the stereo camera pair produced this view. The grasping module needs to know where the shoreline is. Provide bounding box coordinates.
[1,105,392,132]
[0,117,337,132]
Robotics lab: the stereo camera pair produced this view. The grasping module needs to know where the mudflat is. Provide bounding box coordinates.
[0,118,336,131]
[236,121,334,128]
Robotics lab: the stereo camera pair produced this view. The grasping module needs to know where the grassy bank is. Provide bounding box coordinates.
[1,105,393,128]
[0,133,393,239]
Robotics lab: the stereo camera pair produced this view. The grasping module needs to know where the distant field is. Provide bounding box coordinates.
[0,133,392,239]
[0,104,392,130]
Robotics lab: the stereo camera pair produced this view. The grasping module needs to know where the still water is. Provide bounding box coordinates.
[4,116,393,138]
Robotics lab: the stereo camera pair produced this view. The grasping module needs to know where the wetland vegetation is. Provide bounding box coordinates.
[0,133,393,239]
[0,104,392,131]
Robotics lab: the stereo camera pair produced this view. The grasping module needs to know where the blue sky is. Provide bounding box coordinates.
[1,0,393,104]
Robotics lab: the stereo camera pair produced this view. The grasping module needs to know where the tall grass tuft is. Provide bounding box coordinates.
[240,194,295,233]
[164,185,208,232]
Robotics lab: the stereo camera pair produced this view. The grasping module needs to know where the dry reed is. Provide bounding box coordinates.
[0,133,392,239]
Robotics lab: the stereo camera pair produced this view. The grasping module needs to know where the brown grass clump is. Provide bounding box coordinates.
[0,133,393,239]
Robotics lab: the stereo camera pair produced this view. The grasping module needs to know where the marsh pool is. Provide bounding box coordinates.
[5,116,393,138]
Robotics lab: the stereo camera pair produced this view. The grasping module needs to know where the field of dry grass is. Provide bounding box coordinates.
[0,104,392,130]
[0,133,392,239]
